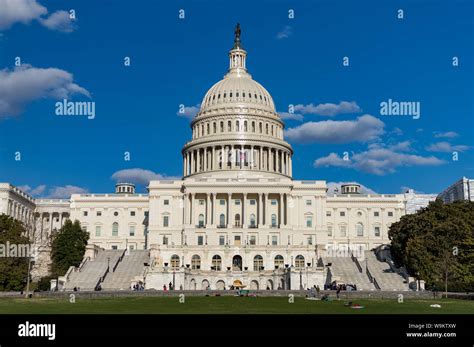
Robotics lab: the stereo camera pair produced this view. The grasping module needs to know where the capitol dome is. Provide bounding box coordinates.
[182,24,292,179]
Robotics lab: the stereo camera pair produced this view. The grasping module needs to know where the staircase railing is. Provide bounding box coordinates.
[78,256,90,271]
[112,250,126,272]
[366,265,381,290]
[350,252,363,273]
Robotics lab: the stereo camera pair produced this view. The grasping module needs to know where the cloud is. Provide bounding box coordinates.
[176,104,200,119]
[39,10,75,32]
[314,147,445,175]
[276,25,292,39]
[47,185,88,198]
[390,127,404,136]
[0,0,76,32]
[111,168,180,186]
[426,141,470,152]
[295,101,361,117]
[279,112,304,121]
[327,181,377,195]
[0,64,90,118]
[433,131,459,139]
[285,114,385,144]
[18,184,47,196]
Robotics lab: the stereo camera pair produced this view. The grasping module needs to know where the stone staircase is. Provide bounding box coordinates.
[63,249,124,291]
[101,250,149,290]
[322,256,375,290]
[364,250,409,291]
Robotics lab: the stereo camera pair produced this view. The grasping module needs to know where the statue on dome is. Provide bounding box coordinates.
[234,23,241,48]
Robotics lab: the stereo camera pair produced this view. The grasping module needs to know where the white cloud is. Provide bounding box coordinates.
[433,131,459,139]
[327,181,377,194]
[47,185,88,198]
[39,10,75,32]
[0,64,89,118]
[176,104,200,119]
[390,127,404,136]
[285,114,385,144]
[276,25,292,39]
[314,147,445,175]
[111,168,180,186]
[426,141,470,152]
[294,101,361,117]
[279,112,303,121]
[19,184,46,196]
[0,0,76,32]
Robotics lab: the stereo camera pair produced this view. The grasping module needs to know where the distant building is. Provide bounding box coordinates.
[403,189,437,214]
[437,177,474,203]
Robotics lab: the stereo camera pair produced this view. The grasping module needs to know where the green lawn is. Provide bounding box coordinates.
[0,296,472,314]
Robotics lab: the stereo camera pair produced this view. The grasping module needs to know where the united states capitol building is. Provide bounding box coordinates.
[4,26,466,292]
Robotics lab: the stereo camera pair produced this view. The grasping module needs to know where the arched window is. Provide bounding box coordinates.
[259,122,263,133]
[253,255,263,271]
[219,213,225,227]
[112,222,119,236]
[170,254,180,269]
[250,213,256,228]
[206,123,210,135]
[213,122,216,133]
[244,121,248,132]
[191,255,201,270]
[212,255,222,271]
[198,214,205,228]
[252,121,255,132]
[274,255,284,269]
[227,120,232,132]
[234,214,241,227]
[295,255,305,269]
[356,223,364,237]
[236,120,240,132]
[271,214,277,227]
[220,121,224,132]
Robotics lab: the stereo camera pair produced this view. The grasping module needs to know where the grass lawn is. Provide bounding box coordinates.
[0,296,472,314]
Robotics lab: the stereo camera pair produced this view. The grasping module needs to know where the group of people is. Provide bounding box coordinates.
[325,282,357,291]
[162,282,184,291]
[132,283,144,291]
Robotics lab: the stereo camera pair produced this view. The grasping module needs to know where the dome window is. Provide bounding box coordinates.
[243,92,246,97]
[224,93,226,98]
[213,95,216,100]
[230,92,233,98]
[218,94,221,99]
[236,92,239,97]
[254,93,257,99]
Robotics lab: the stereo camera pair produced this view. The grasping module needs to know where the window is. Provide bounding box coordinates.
[129,225,135,236]
[219,235,225,245]
[274,255,284,269]
[295,255,305,269]
[212,255,222,271]
[306,200,312,206]
[374,211,380,217]
[234,235,241,245]
[219,199,225,205]
[356,223,364,237]
[198,214,204,228]
[130,211,135,216]
[271,235,278,245]
[327,225,333,237]
[199,199,205,205]
[197,235,204,245]
[307,236,313,245]
[114,211,119,216]
[249,235,256,245]
[271,214,277,227]
[112,222,119,236]
[111,245,118,250]
[340,211,345,217]
[164,199,169,206]
[374,226,381,237]
[83,211,88,217]
[271,199,277,205]
[326,211,332,217]
[95,225,101,237]
[191,255,201,270]
[170,255,180,269]
[219,214,225,227]
[388,211,394,217]
[250,199,256,205]
[339,225,347,237]
[163,236,168,245]
[254,255,263,271]
[234,199,240,205]
[306,216,313,228]
[96,211,102,217]
[234,214,241,227]
[163,216,169,227]
[250,214,256,228]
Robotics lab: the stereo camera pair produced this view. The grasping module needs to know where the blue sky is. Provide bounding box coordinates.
[0,0,473,197]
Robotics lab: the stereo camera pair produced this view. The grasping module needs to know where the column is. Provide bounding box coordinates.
[258,193,263,227]
[212,146,216,171]
[226,193,231,228]
[184,194,188,225]
[196,149,201,173]
[250,145,254,169]
[190,193,195,226]
[269,149,273,172]
[239,145,243,169]
[289,155,292,176]
[266,194,271,226]
[231,145,235,169]
[242,193,247,227]
[206,193,211,226]
[279,193,283,227]
[276,150,280,173]
[204,148,207,171]
[259,147,263,170]
[183,154,187,176]
[190,150,194,174]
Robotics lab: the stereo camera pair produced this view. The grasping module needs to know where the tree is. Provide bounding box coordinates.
[0,214,30,291]
[389,200,474,293]
[50,220,89,278]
